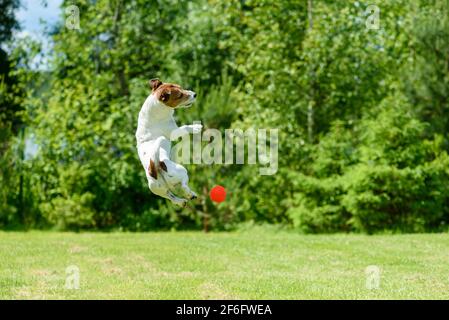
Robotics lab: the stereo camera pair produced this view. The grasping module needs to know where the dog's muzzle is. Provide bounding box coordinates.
[181,91,196,108]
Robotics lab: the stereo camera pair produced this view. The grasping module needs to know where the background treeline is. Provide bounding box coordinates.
[1,0,448,233]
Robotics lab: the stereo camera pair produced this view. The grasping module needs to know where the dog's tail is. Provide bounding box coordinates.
[148,136,169,180]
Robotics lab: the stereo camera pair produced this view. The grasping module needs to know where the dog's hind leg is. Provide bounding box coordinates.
[166,191,188,207]
[155,136,180,177]
[153,136,196,204]
[148,182,187,207]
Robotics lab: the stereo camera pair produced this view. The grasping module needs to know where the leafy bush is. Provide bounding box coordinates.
[288,94,449,233]
[287,174,350,233]
[40,193,96,230]
[342,96,449,233]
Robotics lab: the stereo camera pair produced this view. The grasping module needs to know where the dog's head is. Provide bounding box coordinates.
[149,78,196,109]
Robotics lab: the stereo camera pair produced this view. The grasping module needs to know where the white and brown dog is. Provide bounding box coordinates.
[136,79,201,207]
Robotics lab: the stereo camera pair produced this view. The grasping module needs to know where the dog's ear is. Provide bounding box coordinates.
[149,78,162,91]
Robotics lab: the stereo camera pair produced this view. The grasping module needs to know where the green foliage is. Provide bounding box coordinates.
[0,0,19,43]
[40,193,95,230]
[403,0,449,149]
[286,122,357,233]
[342,96,449,233]
[1,0,449,232]
[0,1,36,229]
[288,94,449,233]
[287,175,350,233]
[0,135,17,226]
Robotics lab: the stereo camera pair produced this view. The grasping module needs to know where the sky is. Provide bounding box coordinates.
[15,0,63,70]
[16,0,63,37]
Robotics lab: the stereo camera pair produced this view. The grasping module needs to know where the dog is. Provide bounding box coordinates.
[135,78,202,207]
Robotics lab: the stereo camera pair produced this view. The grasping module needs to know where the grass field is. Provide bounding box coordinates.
[1,229,449,299]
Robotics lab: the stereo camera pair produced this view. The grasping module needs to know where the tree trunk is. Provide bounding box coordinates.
[112,0,129,96]
[18,127,25,226]
[307,0,314,143]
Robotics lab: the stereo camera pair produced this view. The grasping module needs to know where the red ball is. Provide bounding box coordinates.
[210,185,226,203]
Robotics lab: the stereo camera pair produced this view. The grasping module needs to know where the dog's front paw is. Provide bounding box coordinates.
[190,124,203,134]
[188,192,198,200]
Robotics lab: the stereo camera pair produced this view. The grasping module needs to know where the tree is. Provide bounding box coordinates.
[403,0,449,150]
[288,94,449,233]
[0,0,23,228]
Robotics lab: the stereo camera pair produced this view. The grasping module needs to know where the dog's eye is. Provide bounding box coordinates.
[161,91,170,101]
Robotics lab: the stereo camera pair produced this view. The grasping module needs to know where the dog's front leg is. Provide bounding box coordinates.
[170,124,202,141]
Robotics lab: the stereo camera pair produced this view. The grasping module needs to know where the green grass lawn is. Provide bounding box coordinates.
[1,229,449,299]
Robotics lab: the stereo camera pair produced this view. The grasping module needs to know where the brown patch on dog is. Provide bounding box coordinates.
[149,159,158,179]
[160,161,167,172]
[152,81,191,108]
